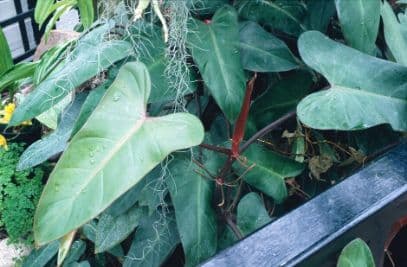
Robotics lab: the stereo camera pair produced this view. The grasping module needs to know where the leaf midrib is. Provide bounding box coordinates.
[246,159,284,181]
[240,42,294,62]
[208,26,233,98]
[72,113,147,200]
[260,0,307,31]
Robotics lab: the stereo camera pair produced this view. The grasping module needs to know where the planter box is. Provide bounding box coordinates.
[202,143,407,267]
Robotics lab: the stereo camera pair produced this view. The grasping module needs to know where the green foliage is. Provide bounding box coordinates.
[381,0,407,66]
[0,27,13,75]
[236,0,307,36]
[17,93,86,170]
[123,210,180,267]
[235,144,304,203]
[35,0,94,35]
[9,0,407,266]
[9,24,131,126]
[335,0,380,55]
[0,143,44,244]
[297,31,407,131]
[187,6,246,121]
[0,62,38,93]
[33,62,204,245]
[22,240,59,267]
[237,192,271,236]
[238,21,298,72]
[167,155,217,266]
[337,238,375,267]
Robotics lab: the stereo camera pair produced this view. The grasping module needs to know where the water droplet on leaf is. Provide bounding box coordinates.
[113,93,121,101]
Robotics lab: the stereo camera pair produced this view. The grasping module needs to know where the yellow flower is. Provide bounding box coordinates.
[0,103,31,125]
[0,134,8,150]
[0,103,15,124]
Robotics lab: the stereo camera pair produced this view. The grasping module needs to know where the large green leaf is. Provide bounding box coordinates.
[381,1,407,66]
[95,205,143,253]
[335,0,380,55]
[167,156,217,267]
[297,31,407,131]
[123,211,180,267]
[0,27,13,75]
[235,0,307,36]
[22,240,59,267]
[33,62,204,245]
[237,192,271,236]
[235,144,304,203]
[238,21,298,72]
[337,238,375,267]
[104,166,162,217]
[250,70,313,130]
[9,25,132,126]
[187,5,246,121]
[17,93,86,170]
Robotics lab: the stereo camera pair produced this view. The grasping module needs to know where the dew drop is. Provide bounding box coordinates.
[113,93,121,102]
[90,158,96,165]
[90,151,95,157]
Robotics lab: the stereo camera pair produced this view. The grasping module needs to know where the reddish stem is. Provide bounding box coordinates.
[231,73,257,157]
[385,215,407,251]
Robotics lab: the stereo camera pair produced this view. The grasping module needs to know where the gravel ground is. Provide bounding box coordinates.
[0,239,31,267]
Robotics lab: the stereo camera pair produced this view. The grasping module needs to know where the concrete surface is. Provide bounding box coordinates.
[0,238,31,267]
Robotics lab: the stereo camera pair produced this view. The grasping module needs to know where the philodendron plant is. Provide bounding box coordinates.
[1,0,405,266]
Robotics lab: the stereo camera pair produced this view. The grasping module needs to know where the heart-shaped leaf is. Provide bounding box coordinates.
[335,0,380,54]
[238,21,298,72]
[235,144,304,203]
[33,62,204,245]
[337,238,375,267]
[237,192,272,236]
[297,31,407,131]
[187,5,246,121]
[9,24,132,126]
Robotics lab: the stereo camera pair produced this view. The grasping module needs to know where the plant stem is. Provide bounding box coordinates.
[199,143,230,155]
[228,180,243,212]
[240,111,297,154]
[225,214,243,239]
